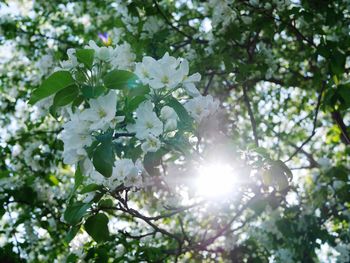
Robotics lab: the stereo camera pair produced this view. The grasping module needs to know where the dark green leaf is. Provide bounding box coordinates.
[64,202,91,225]
[143,148,169,175]
[29,71,75,104]
[82,85,105,99]
[76,49,95,69]
[103,69,139,90]
[84,213,110,243]
[127,95,147,112]
[274,160,293,181]
[338,84,350,109]
[65,225,80,244]
[80,184,102,194]
[167,97,193,131]
[92,142,114,177]
[53,85,79,107]
[127,84,150,98]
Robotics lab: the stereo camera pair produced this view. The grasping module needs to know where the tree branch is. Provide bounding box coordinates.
[285,82,325,162]
[331,110,350,145]
[242,84,259,147]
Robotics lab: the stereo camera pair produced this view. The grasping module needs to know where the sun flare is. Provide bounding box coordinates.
[195,162,237,198]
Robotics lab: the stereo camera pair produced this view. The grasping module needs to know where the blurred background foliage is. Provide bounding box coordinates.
[0,0,350,262]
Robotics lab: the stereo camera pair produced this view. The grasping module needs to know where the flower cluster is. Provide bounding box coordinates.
[61,91,120,164]
[53,41,220,191]
[135,53,201,96]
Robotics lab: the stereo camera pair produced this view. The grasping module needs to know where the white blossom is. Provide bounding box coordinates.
[87,40,114,62]
[110,43,136,70]
[105,159,143,189]
[60,48,78,70]
[61,111,92,165]
[141,134,161,153]
[141,16,164,39]
[80,91,118,131]
[127,101,163,140]
[184,95,219,123]
[178,59,201,97]
[160,106,179,132]
[11,144,22,157]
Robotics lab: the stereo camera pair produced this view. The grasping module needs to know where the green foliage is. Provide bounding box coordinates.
[76,49,95,69]
[29,71,75,104]
[2,0,350,262]
[103,70,139,90]
[167,96,193,131]
[53,84,79,108]
[64,202,91,225]
[84,213,110,243]
[81,84,105,99]
[92,141,114,177]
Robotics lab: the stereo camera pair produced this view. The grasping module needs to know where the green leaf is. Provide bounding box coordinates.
[270,162,289,191]
[164,133,191,156]
[338,84,350,109]
[167,97,193,131]
[330,48,346,77]
[29,71,75,104]
[53,85,79,108]
[65,225,80,244]
[76,49,95,69]
[249,199,268,215]
[80,184,102,194]
[64,202,91,225]
[84,213,110,243]
[99,198,114,208]
[127,84,150,98]
[82,85,106,99]
[92,142,114,177]
[103,70,139,90]
[68,163,84,201]
[126,95,147,112]
[143,148,169,176]
[274,160,293,181]
[66,254,79,263]
[262,169,273,186]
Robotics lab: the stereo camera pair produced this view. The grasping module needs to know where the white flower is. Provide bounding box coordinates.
[134,53,201,95]
[36,54,54,75]
[178,59,201,97]
[124,166,143,188]
[14,99,28,118]
[110,43,136,70]
[60,48,78,70]
[160,106,177,120]
[127,101,163,140]
[160,106,178,132]
[111,27,125,44]
[80,91,118,131]
[141,16,164,39]
[135,53,183,90]
[135,56,157,85]
[11,144,22,157]
[184,95,219,123]
[141,134,161,153]
[87,40,114,62]
[61,111,93,164]
[105,159,143,189]
[164,118,177,132]
[147,53,183,89]
[81,158,105,185]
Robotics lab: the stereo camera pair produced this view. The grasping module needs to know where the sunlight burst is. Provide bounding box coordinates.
[195,162,237,198]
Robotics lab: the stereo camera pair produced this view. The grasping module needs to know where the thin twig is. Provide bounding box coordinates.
[153,0,207,44]
[242,84,259,147]
[285,82,325,162]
